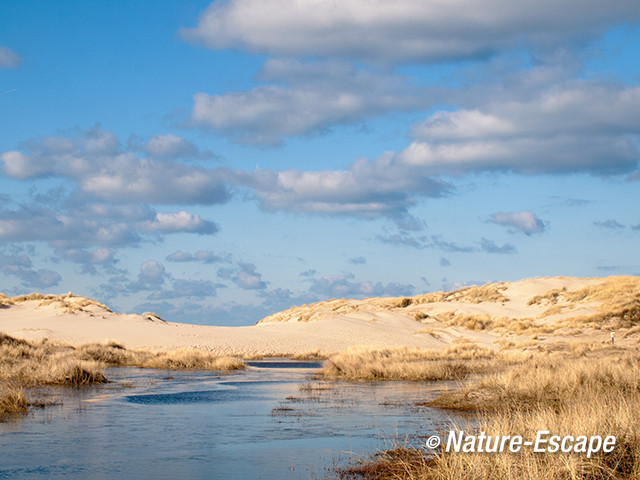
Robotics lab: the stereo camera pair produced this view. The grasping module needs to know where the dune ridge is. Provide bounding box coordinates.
[1,276,639,357]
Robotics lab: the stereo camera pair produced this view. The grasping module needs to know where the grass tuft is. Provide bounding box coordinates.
[0,385,28,417]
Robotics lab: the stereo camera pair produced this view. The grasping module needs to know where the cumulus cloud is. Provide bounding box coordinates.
[232,156,450,224]
[0,253,61,288]
[59,248,116,274]
[308,273,413,299]
[400,82,640,176]
[0,125,231,205]
[190,59,437,144]
[181,0,640,63]
[0,205,142,248]
[0,46,21,69]
[140,211,219,235]
[0,201,218,251]
[218,262,267,290]
[127,260,167,292]
[490,211,546,235]
[142,134,201,159]
[166,250,223,263]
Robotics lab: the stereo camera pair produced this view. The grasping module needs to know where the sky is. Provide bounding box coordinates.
[1,1,639,326]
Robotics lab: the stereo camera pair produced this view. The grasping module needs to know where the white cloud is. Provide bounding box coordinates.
[308,273,413,298]
[1,126,231,205]
[166,250,222,263]
[128,260,167,292]
[490,211,546,235]
[0,253,61,288]
[190,59,435,144]
[140,211,218,235]
[218,262,267,290]
[142,134,202,159]
[0,46,21,69]
[233,157,450,225]
[181,0,640,63]
[397,82,640,175]
[0,201,219,251]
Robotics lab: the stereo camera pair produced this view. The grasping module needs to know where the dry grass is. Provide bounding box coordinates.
[426,312,555,335]
[0,332,245,419]
[0,385,28,417]
[336,346,640,480]
[429,349,638,412]
[75,342,245,371]
[414,283,509,305]
[527,277,640,327]
[320,342,495,381]
[7,292,113,314]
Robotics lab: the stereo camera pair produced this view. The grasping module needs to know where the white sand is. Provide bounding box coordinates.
[0,276,634,356]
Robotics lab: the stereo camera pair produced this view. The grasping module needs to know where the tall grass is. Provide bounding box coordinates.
[336,347,640,480]
[0,385,28,417]
[320,342,495,381]
[0,333,245,418]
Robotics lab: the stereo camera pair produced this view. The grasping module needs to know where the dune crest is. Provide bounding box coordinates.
[1,276,638,356]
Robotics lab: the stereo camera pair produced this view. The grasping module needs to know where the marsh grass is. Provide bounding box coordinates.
[76,342,245,371]
[0,333,245,418]
[320,342,495,381]
[0,385,28,417]
[335,346,640,480]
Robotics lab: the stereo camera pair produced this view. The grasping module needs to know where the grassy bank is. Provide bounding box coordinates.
[320,341,497,381]
[334,344,640,479]
[0,332,245,419]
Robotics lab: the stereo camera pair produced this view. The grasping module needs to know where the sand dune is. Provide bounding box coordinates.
[1,276,638,356]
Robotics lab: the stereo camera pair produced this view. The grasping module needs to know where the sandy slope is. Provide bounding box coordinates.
[1,276,638,356]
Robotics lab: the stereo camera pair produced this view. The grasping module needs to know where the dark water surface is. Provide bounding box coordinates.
[0,360,452,479]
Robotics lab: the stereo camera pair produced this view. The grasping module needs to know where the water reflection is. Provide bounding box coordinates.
[0,360,452,480]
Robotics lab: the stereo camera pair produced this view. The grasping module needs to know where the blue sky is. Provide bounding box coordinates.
[1,1,639,325]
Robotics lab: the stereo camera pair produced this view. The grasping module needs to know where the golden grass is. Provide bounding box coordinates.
[335,346,640,480]
[0,333,245,419]
[75,342,245,371]
[528,277,640,327]
[0,385,28,417]
[7,292,113,314]
[425,312,555,335]
[320,342,495,381]
[414,283,509,305]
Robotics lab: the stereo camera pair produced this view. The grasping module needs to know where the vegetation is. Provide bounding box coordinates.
[320,342,495,381]
[9,292,113,314]
[0,333,244,418]
[335,345,640,480]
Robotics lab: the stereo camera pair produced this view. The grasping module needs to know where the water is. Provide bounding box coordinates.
[0,361,454,479]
